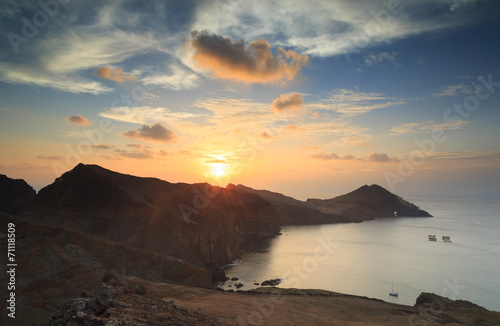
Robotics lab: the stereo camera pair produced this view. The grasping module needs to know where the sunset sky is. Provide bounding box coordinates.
[1,0,499,200]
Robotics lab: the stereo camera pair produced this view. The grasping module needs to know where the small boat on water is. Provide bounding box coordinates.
[428,235,437,241]
[389,283,398,297]
[442,236,452,243]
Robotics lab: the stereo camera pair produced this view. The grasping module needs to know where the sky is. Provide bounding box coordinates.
[0,0,499,200]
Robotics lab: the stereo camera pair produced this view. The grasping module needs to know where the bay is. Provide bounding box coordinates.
[221,198,500,311]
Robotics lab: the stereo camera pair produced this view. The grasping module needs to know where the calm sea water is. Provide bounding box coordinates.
[221,198,500,311]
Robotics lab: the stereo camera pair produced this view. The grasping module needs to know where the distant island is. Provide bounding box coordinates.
[2,164,497,326]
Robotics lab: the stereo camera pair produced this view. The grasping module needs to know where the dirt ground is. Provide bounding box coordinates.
[111,277,499,326]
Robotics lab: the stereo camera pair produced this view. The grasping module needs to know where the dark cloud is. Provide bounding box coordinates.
[271,92,305,113]
[122,123,177,143]
[127,143,149,149]
[190,31,308,84]
[367,152,399,162]
[310,153,356,161]
[66,115,90,125]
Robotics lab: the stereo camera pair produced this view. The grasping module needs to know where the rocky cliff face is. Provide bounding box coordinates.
[307,184,432,220]
[0,174,36,214]
[0,213,213,325]
[22,164,281,278]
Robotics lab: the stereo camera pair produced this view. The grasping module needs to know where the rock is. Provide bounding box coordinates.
[235,283,244,289]
[0,174,36,215]
[135,284,146,295]
[254,283,259,286]
[261,278,282,286]
[231,277,239,281]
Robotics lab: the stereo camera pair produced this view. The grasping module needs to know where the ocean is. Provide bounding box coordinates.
[221,198,500,311]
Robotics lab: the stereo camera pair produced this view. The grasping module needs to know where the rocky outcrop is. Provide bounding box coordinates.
[0,174,36,214]
[261,278,282,286]
[49,283,226,326]
[307,184,431,220]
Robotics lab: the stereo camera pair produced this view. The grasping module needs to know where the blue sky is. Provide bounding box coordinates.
[0,0,499,199]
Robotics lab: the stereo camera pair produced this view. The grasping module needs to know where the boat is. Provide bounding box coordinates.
[428,235,437,241]
[442,236,452,243]
[389,283,398,297]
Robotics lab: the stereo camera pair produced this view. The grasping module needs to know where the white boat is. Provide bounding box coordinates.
[442,236,452,243]
[389,283,398,297]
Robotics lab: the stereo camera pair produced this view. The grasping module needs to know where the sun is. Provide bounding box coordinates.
[210,162,228,177]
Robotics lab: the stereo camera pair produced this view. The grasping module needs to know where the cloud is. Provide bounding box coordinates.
[367,152,398,162]
[432,83,476,97]
[37,155,63,160]
[99,106,206,125]
[389,120,471,135]
[190,31,308,84]
[325,88,405,116]
[259,131,273,140]
[206,159,229,164]
[66,115,90,125]
[191,0,496,58]
[92,143,115,150]
[311,153,355,160]
[0,63,113,95]
[307,88,406,117]
[364,52,400,68]
[141,64,199,90]
[310,151,397,162]
[285,124,303,132]
[271,92,305,113]
[127,143,148,149]
[122,123,178,143]
[95,67,137,83]
[120,150,154,160]
[299,146,323,151]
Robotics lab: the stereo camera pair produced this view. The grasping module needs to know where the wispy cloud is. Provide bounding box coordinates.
[318,88,405,116]
[37,155,63,160]
[389,120,471,135]
[141,64,200,91]
[0,63,113,95]
[190,31,308,84]
[364,52,400,68]
[311,151,398,162]
[99,106,206,125]
[432,82,476,97]
[191,0,490,57]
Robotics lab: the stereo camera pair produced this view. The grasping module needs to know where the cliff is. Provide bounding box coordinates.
[0,174,36,215]
[21,164,281,279]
